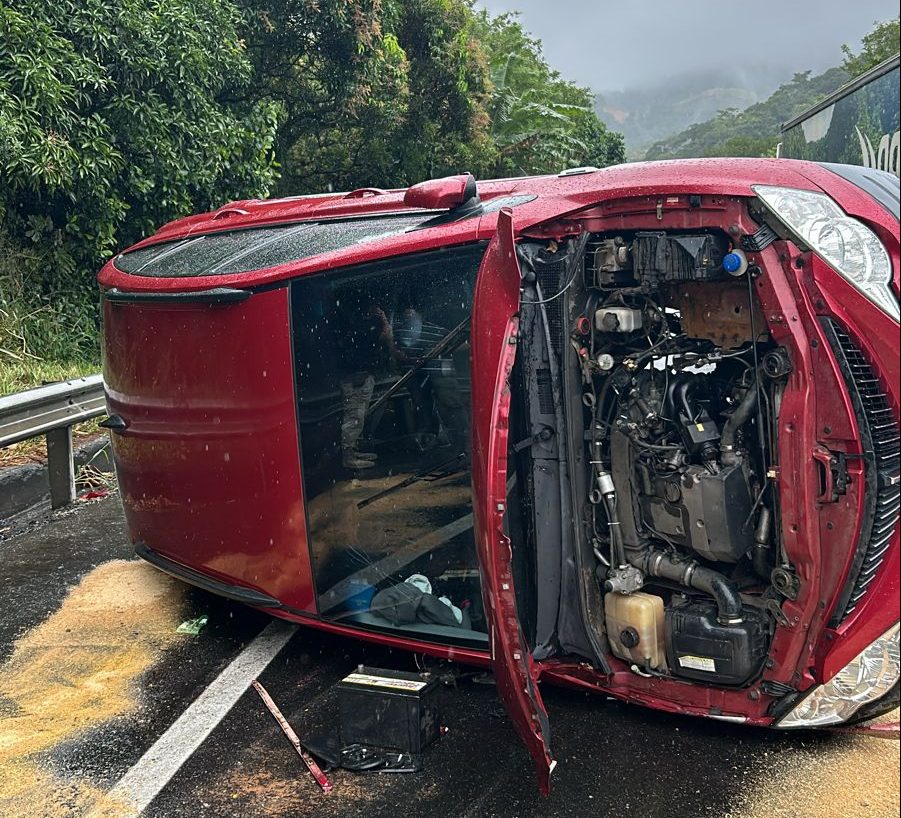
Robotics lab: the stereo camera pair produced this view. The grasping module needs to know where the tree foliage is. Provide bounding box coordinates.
[0,0,280,363]
[644,67,849,160]
[236,2,623,192]
[474,12,623,176]
[0,0,280,268]
[0,0,623,368]
[841,16,900,78]
[261,0,497,193]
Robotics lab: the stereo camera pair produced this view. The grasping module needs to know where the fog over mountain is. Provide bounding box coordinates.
[476,0,897,156]
[593,65,794,158]
[476,0,896,91]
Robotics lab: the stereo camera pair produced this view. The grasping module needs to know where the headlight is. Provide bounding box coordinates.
[777,622,900,728]
[752,185,899,322]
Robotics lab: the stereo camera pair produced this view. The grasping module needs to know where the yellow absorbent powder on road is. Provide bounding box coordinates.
[734,708,901,818]
[0,559,186,818]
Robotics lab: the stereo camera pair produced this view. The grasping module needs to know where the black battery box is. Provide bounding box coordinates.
[633,231,728,283]
[336,666,440,754]
[665,602,769,686]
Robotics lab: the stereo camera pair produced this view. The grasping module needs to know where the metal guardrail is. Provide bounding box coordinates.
[0,374,107,509]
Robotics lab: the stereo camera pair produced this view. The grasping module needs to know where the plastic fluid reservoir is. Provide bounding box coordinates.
[604,591,667,670]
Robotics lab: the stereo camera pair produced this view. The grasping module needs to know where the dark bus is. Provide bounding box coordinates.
[780,54,899,177]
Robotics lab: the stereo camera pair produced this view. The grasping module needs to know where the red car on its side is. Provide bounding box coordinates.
[98,159,900,792]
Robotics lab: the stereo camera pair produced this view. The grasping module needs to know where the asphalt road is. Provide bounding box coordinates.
[0,496,897,818]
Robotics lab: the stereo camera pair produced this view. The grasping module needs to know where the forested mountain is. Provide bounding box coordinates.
[595,66,788,160]
[641,17,899,161]
[643,66,849,160]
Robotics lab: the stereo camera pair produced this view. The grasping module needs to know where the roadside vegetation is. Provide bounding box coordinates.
[0,1,625,395]
[2,8,895,396]
[645,16,899,160]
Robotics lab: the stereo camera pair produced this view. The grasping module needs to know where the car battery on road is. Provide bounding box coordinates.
[336,666,440,754]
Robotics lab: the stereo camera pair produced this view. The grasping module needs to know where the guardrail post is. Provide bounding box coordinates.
[46,426,76,509]
[1,374,105,512]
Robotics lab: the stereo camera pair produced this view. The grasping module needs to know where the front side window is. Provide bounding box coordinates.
[291,245,487,646]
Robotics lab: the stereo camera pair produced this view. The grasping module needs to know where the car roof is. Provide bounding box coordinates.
[98,158,830,292]
[142,158,825,245]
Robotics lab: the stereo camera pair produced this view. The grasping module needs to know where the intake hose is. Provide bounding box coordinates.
[751,506,773,580]
[720,385,758,467]
[668,376,698,423]
[631,549,744,624]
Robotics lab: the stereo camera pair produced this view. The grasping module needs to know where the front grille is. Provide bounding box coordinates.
[823,319,900,624]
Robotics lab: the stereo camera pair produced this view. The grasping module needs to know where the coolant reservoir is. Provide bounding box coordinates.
[604,591,667,670]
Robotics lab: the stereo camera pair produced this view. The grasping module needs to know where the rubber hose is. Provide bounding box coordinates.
[751,506,773,580]
[603,493,627,567]
[632,549,744,624]
[721,385,758,466]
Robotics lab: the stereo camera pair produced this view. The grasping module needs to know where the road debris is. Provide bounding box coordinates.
[252,680,333,794]
[0,559,186,818]
[176,615,209,635]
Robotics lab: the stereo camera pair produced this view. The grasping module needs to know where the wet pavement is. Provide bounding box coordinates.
[0,496,898,818]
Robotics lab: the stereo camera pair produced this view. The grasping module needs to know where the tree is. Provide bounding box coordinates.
[1,1,280,263]
[238,0,496,193]
[243,3,625,190]
[0,0,280,360]
[841,17,900,78]
[474,12,624,176]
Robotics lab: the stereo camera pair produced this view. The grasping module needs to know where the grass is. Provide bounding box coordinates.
[1,235,100,398]
[1,356,103,469]
[0,356,99,397]
[0,233,109,472]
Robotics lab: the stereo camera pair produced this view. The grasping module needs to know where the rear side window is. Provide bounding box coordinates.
[114,215,427,277]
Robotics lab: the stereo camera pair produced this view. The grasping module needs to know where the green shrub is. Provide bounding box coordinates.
[0,0,281,368]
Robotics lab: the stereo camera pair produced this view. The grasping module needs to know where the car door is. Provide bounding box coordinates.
[470,208,556,794]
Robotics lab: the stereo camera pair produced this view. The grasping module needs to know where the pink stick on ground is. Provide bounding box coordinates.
[252,680,334,793]
[824,721,900,740]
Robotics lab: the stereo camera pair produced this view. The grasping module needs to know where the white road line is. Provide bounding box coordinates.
[101,619,298,817]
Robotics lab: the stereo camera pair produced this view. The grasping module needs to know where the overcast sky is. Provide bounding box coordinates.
[475,1,899,91]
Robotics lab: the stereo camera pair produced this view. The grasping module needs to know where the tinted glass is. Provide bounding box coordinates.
[480,193,537,212]
[114,215,426,277]
[781,62,899,174]
[291,245,488,646]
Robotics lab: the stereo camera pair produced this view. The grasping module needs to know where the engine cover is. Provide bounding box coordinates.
[638,463,754,563]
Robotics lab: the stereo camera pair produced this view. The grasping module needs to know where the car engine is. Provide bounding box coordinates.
[517,226,795,688]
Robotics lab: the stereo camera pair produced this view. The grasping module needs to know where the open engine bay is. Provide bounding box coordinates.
[511,200,800,689]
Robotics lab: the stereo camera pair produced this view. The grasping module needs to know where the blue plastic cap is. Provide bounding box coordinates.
[723,252,743,273]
